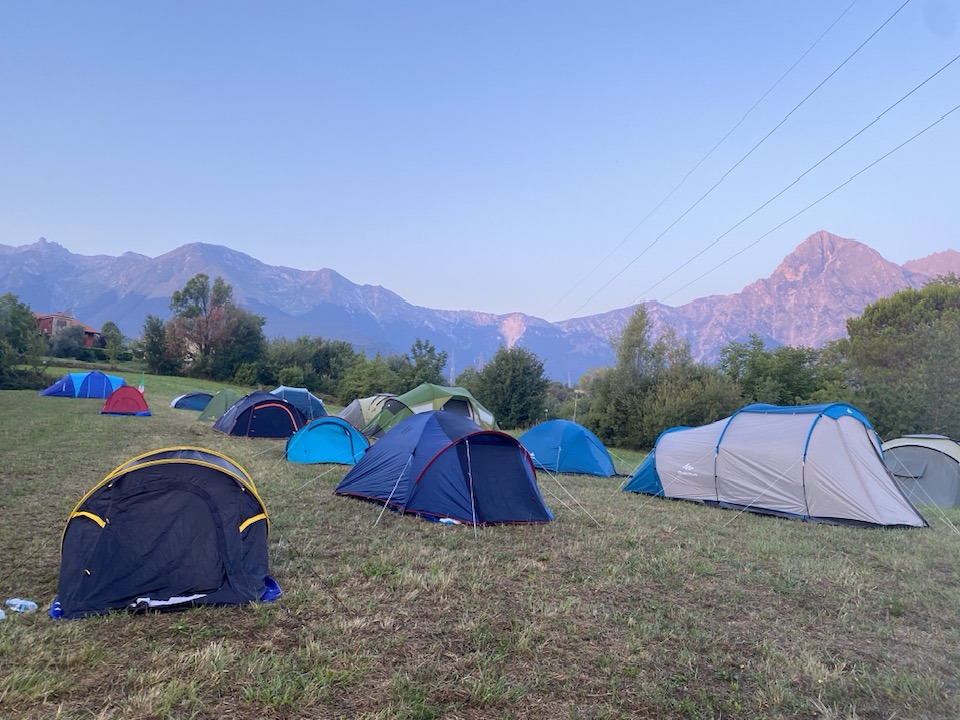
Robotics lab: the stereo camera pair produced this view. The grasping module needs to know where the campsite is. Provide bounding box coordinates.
[2,369,959,719]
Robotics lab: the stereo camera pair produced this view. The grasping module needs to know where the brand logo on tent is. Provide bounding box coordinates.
[678,463,698,477]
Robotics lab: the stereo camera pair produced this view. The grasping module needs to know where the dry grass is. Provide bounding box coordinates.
[1,378,959,719]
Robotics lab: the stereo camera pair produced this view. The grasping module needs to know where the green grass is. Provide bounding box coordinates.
[1,375,959,719]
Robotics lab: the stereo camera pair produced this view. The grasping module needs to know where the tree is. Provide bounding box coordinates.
[208,306,267,382]
[0,293,46,387]
[169,273,233,362]
[474,345,548,429]
[50,324,87,359]
[337,353,400,400]
[99,320,125,367]
[718,334,822,405]
[140,314,179,375]
[398,338,448,389]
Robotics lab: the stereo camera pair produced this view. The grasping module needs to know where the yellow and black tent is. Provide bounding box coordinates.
[52,447,280,619]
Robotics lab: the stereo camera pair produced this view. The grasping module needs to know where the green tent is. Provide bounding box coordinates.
[338,393,396,431]
[197,389,240,422]
[363,383,496,438]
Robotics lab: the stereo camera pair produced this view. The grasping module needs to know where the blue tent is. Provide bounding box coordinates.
[40,371,126,398]
[170,391,214,411]
[335,411,553,525]
[213,391,307,438]
[286,416,370,465]
[270,386,327,421]
[518,419,616,477]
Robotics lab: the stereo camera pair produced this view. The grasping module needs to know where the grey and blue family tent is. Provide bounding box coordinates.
[625,403,927,528]
[362,383,497,439]
[198,388,240,422]
[882,435,960,508]
[518,419,616,477]
[336,411,553,525]
[270,386,327,421]
[212,391,307,438]
[286,416,370,465]
[171,391,214,411]
[339,393,396,432]
[39,371,126,398]
[51,446,280,620]
[101,385,151,416]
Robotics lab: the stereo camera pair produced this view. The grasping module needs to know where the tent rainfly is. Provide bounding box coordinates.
[518,419,616,476]
[197,389,241,422]
[171,391,214,411]
[286,416,371,465]
[339,393,396,432]
[882,434,960,508]
[363,383,496,438]
[51,446,280,619]
[213,391,306,438]
[40,371,126,399]
[625,403,927,528]
[270,386,327,421]
[101,385,151,416]
[336,411,552,525]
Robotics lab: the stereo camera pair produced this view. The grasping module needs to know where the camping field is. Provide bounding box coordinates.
[1,375,959,719]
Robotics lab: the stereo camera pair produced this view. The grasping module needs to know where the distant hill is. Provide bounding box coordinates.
[2,230,957,380]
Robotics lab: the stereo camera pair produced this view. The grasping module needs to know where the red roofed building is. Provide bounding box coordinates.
[34,312,100,348]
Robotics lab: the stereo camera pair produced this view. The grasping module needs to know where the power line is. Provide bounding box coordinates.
[561,0,912,320]
[543,0,861,318]
[631,50,960,303]
[660,101,960,304]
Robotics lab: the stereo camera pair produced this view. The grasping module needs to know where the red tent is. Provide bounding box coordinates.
[101,385,151,416]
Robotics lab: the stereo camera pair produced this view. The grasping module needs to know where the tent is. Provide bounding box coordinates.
[286,416,370,465]
[363,383,496,438]
[101,385,151,416]
[198,389,240,422]
[213,391,307,438]
[39,371,126,399]
[171,391,214,411]
[625,403,927,528]
[336,411,553,525]
[51,446,280,619]
[882,434,960,507]
[270,386,327,421]
[518,419,615,476]
[339,393,396,431]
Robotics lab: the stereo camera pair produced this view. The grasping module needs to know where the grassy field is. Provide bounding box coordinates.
[1,372,959,719]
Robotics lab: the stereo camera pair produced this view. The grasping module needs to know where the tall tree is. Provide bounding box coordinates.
[474,345,548,429]
[397,338,448,389]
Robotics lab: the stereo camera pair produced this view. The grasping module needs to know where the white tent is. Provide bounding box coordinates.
[626,403,927,528]
[882,434,960,508]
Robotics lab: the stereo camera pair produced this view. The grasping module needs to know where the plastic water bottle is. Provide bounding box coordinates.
[5,598,38,613]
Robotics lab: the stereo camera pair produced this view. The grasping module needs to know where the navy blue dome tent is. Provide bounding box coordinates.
[335,411,553,525]
[213,391,307,438]
[286,416,370,465]
[52,446,280,619]
[518,419,616,477]
[171,391,214,411]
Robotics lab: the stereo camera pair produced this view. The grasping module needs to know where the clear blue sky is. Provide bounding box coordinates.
[2,1,957,321]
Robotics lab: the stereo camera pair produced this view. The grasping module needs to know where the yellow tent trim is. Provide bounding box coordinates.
[239,513,267,532]
[70,511,106,528]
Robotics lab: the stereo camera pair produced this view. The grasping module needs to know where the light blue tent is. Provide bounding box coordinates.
[625,403,927,528]
[518,419,615,476]
[286,417,370,465]
[39,371,126,398]
[270,386,327,421]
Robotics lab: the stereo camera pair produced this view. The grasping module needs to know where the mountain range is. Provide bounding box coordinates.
[2,230,957,382]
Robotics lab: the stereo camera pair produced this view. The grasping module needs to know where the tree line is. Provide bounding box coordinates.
[3,272,958,445]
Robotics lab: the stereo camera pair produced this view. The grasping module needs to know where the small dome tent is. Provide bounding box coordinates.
[625,403,927,528]
[339,393,396,431]
[519,419,616,477]
[336,411,552,525]
[270,386,327,421]
[40,371,126,398]
[363,383,496,438]
[101,385,151,416]
[213,391,306,438]
[197,389,240,422]
[171,391,214,411]
[286,416,370,465]
[52,446,280,619]
[882,435,960,507]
